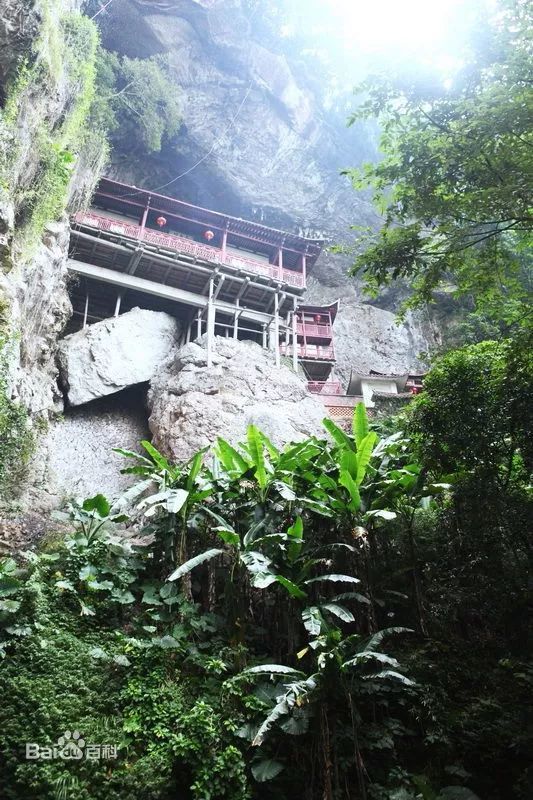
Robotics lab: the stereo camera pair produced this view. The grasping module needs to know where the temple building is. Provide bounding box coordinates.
[67,178,422,423]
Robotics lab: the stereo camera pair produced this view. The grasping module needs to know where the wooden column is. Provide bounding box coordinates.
[222,224,228,259]
[292,298,298,372]
[206,276,214,368]
[114,292,123,317]
[274,291,280,368]
[196,308,202,339]
[301,254,307,287]
[83,293,89,329]
[233,300,240,339]
[139,195,151,240]
[262,324,267,349]
[277,247,283,281]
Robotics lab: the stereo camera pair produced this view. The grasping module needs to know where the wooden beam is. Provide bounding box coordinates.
[67,260,278,327]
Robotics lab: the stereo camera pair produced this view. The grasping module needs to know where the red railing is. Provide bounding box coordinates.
[308,380,343,395]
[73,212,305,289]
[280,343,335,360]
[297,323,332,338]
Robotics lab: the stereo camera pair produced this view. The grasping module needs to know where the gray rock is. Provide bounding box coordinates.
[20,387,150,511]
[147,336,326,462]
[2,217,72,417]
[58,308,182,406]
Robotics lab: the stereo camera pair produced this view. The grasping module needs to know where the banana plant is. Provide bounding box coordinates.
[236,621,414,798]
[116,441,212,569]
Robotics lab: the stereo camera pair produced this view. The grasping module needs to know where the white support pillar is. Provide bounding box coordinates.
[292,298,298,373]
[233,300,240,339]
[83,293,89,329]
[274,291,280,368]
[207,276,215,368]
[196,308,202,339]
[114,292,123,317]
[262,324,267,349]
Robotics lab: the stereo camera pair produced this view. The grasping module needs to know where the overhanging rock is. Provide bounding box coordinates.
[148,336,327,462]
[58,308,181,406]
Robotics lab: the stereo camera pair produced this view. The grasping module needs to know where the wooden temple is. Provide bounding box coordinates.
[66,178,422,423]
[68,178,323,369]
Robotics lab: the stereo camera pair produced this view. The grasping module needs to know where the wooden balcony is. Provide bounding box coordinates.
[72,212,305,289]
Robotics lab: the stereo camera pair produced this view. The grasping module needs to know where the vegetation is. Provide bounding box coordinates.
[0,384,530,798]
[91,50,182,155]
[345,0,532,330]
[0,336,34,496]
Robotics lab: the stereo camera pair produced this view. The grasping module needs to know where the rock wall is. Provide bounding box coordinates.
[148,336,326,461]
[0,219,72,417]
[21,386,150,511]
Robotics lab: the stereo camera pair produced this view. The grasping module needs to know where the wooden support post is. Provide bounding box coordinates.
[207,276,214,368]
[233,300,240,339]
[285,311,290,347]
[274,291,280,368]
[83,293,89,329]
[222,225,228,259]
[277,247,283,281]
[114,292,122,317]
[185,322,191,343]
[139,195,151,241]
[196,308,202,339]
[262,324,267,349]
[301,254,307,287]
[292,298,298,372]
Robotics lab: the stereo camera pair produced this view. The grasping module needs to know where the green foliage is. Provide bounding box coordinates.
[0,336,34,496]
[0,392,530,799]
[1,8,103,253]
[91,49,182,154]
[407,337,533,479]
[346,0,532,327]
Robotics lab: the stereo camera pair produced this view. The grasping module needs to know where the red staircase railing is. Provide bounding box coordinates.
[308,380,343,395]
[73,211,305,289]
[280,343,335,360]
[297,323,332,338]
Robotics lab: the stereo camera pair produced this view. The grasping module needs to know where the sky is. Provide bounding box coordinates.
[276,0,494,87]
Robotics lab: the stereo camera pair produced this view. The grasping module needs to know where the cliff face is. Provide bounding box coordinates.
[101,0,429,376]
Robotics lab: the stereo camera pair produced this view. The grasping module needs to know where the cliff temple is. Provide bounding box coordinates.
[67,178,421,421]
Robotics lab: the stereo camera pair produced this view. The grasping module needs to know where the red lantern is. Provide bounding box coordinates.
[156,216,167,228]
[203,230,214,241]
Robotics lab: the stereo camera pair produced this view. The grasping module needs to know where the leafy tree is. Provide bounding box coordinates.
[90,48,182,154]
[407,336,532,481]
[345,0,532,327]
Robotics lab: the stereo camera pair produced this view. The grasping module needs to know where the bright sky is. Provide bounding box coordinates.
[328,0,466,54]
[280,0,492,82]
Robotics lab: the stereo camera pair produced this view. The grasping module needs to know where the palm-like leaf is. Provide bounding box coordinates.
[168,548,223,581]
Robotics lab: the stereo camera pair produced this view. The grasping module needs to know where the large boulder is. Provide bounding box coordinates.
[147,336,326,462]
[58,308,181,406]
